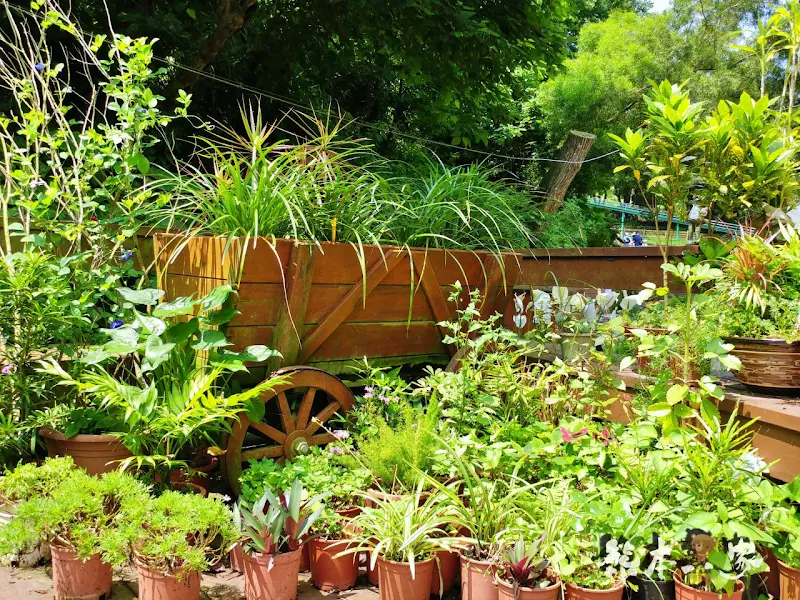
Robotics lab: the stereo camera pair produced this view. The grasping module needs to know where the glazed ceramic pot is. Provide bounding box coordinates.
[725,337,800,396]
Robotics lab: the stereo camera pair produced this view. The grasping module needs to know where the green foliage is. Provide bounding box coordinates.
[535,198,618,248]
[0,457,77,503]
[110,490,239,575]
[6,470,149,562]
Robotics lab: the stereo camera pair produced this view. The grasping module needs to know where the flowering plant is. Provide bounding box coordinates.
[678,531,767,594]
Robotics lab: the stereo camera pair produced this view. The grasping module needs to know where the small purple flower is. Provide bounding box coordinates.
[29,178,46,189]
[109,319,124,329]
[362,386,374,399]
[328,446,345,456]
[34,62,45,72]
[118,249,134,262]
[380,395,391,405]
[333,430,350,441]
[1,364,14,375]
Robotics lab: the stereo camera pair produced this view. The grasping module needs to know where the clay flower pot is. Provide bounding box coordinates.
[566,580,625,600]
[673,572,744,600]
[778,559,800,600]
[496,571,562,600]
[431,550,460,596]
[461,555,498,600]
[377,556,434,600]
[230,543,244,573]
[168,455,219,494]
[50,544,112,600]
[40,428,131,476]
[243,547,302,600]
[725,337,800,396]
[136,561,201,600]
[308,538,358,592]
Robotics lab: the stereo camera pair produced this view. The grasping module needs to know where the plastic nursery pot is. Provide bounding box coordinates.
[565,580,626,600]
[626,575,675,600]
[135,560,201,600]
[285,517,310,572]
[761,547,781,600]
[308,538,358,592]
[50,544,112,600]
[377,556,435,600]
[778,559,800,600]
[496,571,562,600]
[461,555,498,600]
[673,572,745,600]
[243,547,303,600]
[431,550,460,596]
[39,428,131,476]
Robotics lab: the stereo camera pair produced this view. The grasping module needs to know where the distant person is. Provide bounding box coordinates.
[687,203,707,244]
[632,232,644,247]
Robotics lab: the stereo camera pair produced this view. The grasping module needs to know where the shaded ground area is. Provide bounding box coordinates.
[0,565,381,600]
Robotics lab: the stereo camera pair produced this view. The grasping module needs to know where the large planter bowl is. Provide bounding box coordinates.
[461,555,498,600]
[779,559,800,600]
[725,337,800,396]
[136,561,201,600]
[673,572,744,600]
[39,428,132,476]
[377,556,434,600]
[243,547,302,600]
[50,544,112,600]
[496,572,561,600]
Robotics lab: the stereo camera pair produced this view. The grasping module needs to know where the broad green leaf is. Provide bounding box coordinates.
[116,287,164,306]
[647,402,672,418]
[666,384,688,406]
[201,306,238,326]
[135,312,167,336]
[164,318,199,344]
[153,296,196,318]
[192,329,230,351]
[199,285,233,312]
[143,335,175,372]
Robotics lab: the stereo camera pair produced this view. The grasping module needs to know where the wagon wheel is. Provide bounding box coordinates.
[222,366,354,496]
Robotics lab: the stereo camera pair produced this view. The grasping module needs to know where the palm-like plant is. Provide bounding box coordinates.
[234,479,327,555]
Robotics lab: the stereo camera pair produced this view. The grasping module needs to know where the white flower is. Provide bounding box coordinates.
[568,293,587,311]
[596,290,620,313]
[514,293,526,314]
[583,302,598,324]
[513,314,528,329]
[552,286,570,307]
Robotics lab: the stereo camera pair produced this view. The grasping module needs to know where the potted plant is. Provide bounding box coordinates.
[673,533,768,600]
[422,448,537,600]
[343,482,457,600]
[40,285,286,484]
[561,535,634,600]
[234,479,327,600]
[709,224,800,394]
[627,534,678,600]
[307,507,359,592]
[765,476,800,600]
[0,469,148,600]
[110,490,239,600]
[495,536,561,600]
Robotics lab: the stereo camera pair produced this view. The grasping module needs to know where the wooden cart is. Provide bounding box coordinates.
[154,233,680,493]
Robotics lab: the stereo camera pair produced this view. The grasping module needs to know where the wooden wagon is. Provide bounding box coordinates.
[153,233,681,493]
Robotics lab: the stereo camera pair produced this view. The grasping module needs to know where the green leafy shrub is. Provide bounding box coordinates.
[534,198,617,248]
[0,457,77,503]
[110,490,239,575]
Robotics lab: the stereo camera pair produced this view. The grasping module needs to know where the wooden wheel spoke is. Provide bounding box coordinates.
[306,401,340,435]
[295,388,316,430]
[310,433,336,446]
[242,445,284,462]
[250,421,287,444]
[277,392,295,434]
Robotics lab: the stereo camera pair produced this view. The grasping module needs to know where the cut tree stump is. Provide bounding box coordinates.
[541,130,596,213]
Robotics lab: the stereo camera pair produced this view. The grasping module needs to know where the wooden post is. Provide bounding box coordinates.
[268,243,314,371]
[541,131,596,213]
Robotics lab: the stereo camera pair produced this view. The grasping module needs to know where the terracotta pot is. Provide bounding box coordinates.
[40,428,131,476]
[673,572,744,600]
[169,481,208,497]
[626,575,675,600]
[308,538,358,592]
[136,561,201,600]
[50,544,112,600]
[566,581,625,600]
[377,556,434,600]
[368,555,380,586]
[336,506,362,519]
[496,572,562,600]
[243,547,302,600]
[779,559,800,600]
[168,456,218,493]
[725,337,800,396]
[230,543,244,574]
[761,547,781,600]
[461,555,498,600]
[284,518,309,572]
[431,550,460,596]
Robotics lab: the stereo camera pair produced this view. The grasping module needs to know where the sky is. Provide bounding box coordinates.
[650,0,671,12]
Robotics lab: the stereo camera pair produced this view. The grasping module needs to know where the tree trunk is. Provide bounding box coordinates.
[176,0,259,92]
[541,131,596,213]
